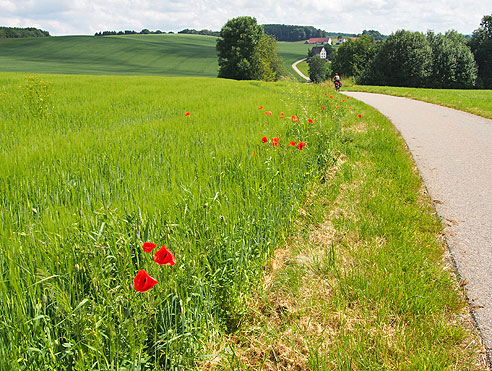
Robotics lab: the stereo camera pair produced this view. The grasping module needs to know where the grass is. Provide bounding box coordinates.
[345,85,492,119]
[210,89,488,370]
[0,34,309,79]
[0,72,343,369]
[1,71,488,369]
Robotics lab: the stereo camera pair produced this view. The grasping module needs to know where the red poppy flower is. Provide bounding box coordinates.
[258,106,263,109]
[342,99,345,102]
[322,106,325,110]
[289,141,296,146]
[330,95,333,99]
[358,114,362,118]
[349,107,352,110]
[281,112,284,115]
[262,136,268,143]
[324,93,328,95]
[185,112,190,117]
[142,242,157,253]
[291,115,299,123]
[297,142,306,150]
[280,116,285,119]
[265,111,272,116]
[272,137,279,143]
[347,97,350,99]
[308,119,313,124]
[272,141,279,147]
[133,269,158,292]
[336,106,340,109]
[154,245,176,266]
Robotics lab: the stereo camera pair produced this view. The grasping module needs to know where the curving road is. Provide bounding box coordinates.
[292,59,310,82]
[345,92,492,366]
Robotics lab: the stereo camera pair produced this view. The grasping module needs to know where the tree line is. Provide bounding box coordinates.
[95,29,171,36]
[263,24,359,42]
[328,14,492,89]
[0,27,50,38]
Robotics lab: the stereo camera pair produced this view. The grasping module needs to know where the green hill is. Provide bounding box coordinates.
[0,34,309,78]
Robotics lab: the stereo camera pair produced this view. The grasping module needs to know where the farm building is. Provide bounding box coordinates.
[306,37,332,45]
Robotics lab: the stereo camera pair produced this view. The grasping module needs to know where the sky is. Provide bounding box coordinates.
[0,0,489,36]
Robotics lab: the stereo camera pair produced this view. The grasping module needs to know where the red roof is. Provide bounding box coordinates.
[307,37,331,44]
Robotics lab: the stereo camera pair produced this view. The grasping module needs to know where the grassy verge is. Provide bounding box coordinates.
[345,85,492,119]
[211,92,488,369]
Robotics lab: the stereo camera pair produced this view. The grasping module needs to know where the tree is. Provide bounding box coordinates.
[427,31,477,88]
[251,34,285,81]
[308,56,326,83]
[331,35,376,78]
[470,14,492,88]
[360,30,432,87]
[216,16,263,80]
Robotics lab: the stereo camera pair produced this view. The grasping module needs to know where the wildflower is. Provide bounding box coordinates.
[262,136,268,143]
[324,93,328,95]
[291,115,299,123]
[272,141,279,147]
[265,111,272,116]
[280,116,285,119]
[185,112,190,117]
[308,119,313,124]
[289,141,296,146]
[330,95,333,98]
[133,269,158,292]
[347,97,350,99]
[322,106,325,110]
[281,112,284,115]
[258,106,263,109]
[272,137,280,143]
[142,242,157,253]
[358,114,362,118]
[297,142,306,150]
[154,245,176,266]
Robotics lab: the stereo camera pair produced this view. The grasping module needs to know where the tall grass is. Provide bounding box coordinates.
[0,73,342,369]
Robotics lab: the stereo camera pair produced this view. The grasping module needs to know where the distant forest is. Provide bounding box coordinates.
[0,27,50,38]
[95,29,170,36]
[263,24,356,42]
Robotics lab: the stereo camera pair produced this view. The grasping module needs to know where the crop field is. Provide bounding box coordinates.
[0,34,309,79]
[0,72,349,369]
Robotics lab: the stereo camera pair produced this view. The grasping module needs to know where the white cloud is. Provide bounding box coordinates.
[0,0,489,36]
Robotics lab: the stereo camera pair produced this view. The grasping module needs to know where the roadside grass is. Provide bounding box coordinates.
[212,90,488,370]
[0,34,309,79]
[345,85,492,119]
[296,60,309,78]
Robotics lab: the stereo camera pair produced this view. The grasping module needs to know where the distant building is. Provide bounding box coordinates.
[306,37,332,45]
[311,46,327,59]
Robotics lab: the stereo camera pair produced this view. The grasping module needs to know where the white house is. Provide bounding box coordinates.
[311,46,327,59]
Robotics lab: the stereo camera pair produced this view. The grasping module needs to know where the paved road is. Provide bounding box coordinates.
[345,92,492,366]
[292,59,310,82]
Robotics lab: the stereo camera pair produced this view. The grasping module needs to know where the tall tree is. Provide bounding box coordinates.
[216,16,263,80]
[331,35,376,78]
[308,56,326,83]
[361,30,432,87]
[427,31,477,89]
[251,34,285,81]
[469,14,492,88]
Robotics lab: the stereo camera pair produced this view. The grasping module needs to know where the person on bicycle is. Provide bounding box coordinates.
[333,73,342,91]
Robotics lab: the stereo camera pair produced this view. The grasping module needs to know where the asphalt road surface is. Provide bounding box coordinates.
[345,92,492,366]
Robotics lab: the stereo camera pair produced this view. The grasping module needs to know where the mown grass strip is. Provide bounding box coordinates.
[345,84,492,119]
[215,94,488,370]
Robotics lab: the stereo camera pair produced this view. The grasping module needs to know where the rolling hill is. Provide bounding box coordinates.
[0,34,309,78]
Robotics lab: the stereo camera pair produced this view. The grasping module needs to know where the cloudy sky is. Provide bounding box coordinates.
[0,0,489,36]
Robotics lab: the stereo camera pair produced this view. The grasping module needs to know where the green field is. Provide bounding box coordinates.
[346,84,492,119]
[0,72,345,369]
[0,34,309,79]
